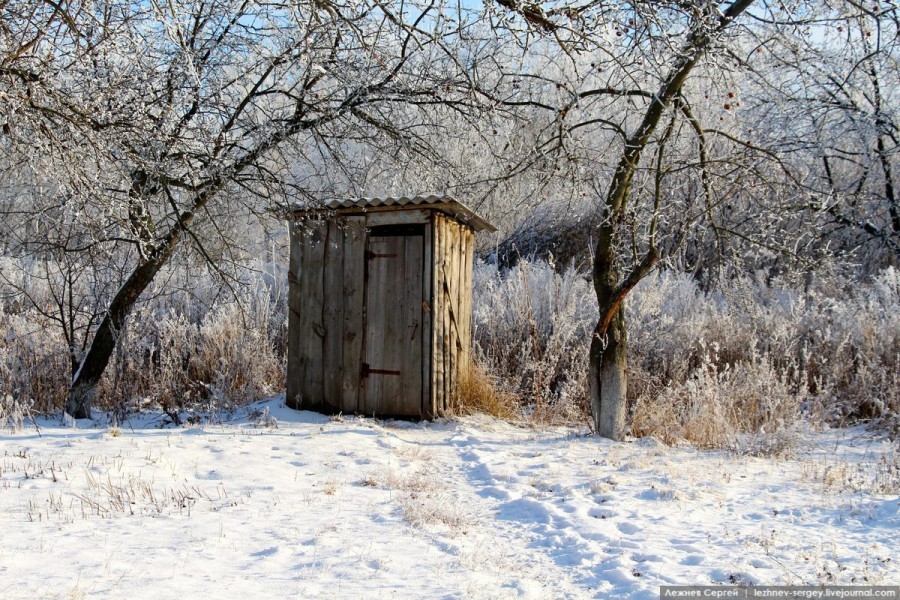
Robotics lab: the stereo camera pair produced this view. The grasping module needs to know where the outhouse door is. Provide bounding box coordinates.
[361,225,426,416]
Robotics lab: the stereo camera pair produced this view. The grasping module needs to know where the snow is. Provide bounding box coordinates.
[1,398,897,599]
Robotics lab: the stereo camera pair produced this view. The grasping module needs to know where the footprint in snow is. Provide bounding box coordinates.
[588,507,614,520]
[632,553,663,563]
[617,522,641,535]
[477,486,510,500]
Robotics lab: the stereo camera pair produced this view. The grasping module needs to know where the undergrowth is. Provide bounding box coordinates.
[469,260,899,446]
[1,251,897,449]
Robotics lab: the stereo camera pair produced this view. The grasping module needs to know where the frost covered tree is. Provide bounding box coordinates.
[486,0,898,438]
[0,0,490,418]
[740,5,900,265]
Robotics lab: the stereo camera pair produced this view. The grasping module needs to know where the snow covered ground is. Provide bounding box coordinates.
[1,398,897,599]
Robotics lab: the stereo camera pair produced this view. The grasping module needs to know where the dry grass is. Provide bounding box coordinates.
[387,469,471,530]
[800,450,900,495]
[472,262,899,445]
[0,257,286,417]
[630,352,807,452]
[454,361,519,420]
[2,250,897,448]
[399,490,470,530]
[471,259,592,426]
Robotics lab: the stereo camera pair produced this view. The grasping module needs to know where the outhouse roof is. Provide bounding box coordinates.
[291,194,497,233]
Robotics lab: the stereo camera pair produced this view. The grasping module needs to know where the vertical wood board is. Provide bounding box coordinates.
[431,214,445,415]
[322,221,343,411]
[341,217,366,414]
[363,236,388,414]
[286,223,303,409]
[422,222,434,418]
[401,235,425,416]
[460,227,475,367]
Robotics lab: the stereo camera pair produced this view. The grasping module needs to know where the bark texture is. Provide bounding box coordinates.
[589,0,754,439]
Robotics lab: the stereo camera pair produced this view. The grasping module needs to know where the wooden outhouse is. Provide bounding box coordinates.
[287,195,495,419]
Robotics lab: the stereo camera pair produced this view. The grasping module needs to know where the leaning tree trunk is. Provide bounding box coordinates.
[589,222,628,438]
[66,234,181,418]
[585,0,755,439]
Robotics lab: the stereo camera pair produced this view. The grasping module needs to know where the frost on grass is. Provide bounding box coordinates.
[2,254,897,446]
[470,261,899,443]
[0,404,897,599]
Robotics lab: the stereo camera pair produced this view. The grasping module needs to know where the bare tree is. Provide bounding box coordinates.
[482,0,897,438]
[740,5,900,265]
[1,0,489,418]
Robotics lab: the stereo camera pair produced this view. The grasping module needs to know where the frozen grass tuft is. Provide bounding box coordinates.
[388,470,471,531]
[453,361,519,420]
[0,394,31,431]
[470,261,900,445]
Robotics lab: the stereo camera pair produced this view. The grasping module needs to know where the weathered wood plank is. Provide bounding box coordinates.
[460,227,475,368]
[441,218,454,412]
[446,221,460,410]
[286,222,304,409]
[400,234,424,416]
[341,216,366,414]
[422,221,434,418]
[365,209,430,227]
[298,220,327,410]
[380,235,405,414]
[363,235,389,414]
[322,220,343,412]
[431,214,445,416]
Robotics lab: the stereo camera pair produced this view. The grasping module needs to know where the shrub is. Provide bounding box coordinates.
[469,260,899,441]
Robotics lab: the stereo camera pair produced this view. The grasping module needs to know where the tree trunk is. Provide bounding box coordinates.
[65,236,181,419]
[584,2,754,439]
[589,305,627,439]
[590,221,629,438]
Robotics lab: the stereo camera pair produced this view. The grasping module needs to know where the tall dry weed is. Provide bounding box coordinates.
[471,261,899,441]
[1,257,287,417]
[470,258,592,424]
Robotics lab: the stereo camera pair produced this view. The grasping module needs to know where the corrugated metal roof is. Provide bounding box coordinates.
[292,194,496,232]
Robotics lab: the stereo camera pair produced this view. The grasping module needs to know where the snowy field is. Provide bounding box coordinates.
[0,398,897,599]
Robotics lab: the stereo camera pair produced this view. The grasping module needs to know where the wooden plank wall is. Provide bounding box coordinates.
[289,209,474,420]
[287,217,366,413]
[427,214,475,416]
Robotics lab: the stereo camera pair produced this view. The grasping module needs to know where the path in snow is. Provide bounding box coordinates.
[0,399,896,599]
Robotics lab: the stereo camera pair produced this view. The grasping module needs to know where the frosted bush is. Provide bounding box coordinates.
[472,258,594,423]
[1,248,896,440]
[472,260,899,439]
[1,255,287,418]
